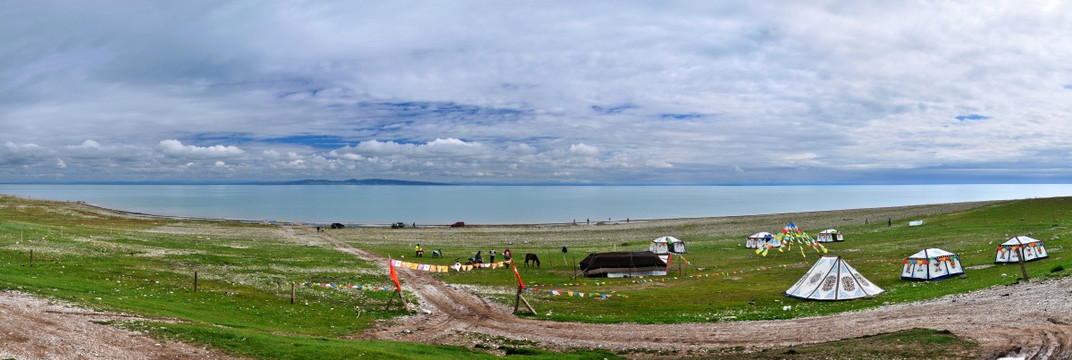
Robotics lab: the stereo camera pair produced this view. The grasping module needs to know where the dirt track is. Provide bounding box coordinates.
[320,233,1072,359]
[0,290,238,360]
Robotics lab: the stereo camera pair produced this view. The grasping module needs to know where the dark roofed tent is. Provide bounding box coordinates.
[579,251,667,278]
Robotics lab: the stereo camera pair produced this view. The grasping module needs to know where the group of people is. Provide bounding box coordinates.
[412,244,514,264]
[467,248,513,264]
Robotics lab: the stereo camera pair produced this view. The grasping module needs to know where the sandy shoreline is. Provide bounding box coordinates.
[33,194,1006,230]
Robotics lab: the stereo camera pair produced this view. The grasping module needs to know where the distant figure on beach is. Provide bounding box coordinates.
[587,218,590,225]
[489,249,496,263]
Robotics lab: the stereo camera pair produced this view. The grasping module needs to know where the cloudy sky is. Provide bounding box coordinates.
[2,1,1071,184]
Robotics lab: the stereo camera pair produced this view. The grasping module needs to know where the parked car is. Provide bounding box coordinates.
[391,222,406,229]
[450,221,465,228]
[330,223,345,229]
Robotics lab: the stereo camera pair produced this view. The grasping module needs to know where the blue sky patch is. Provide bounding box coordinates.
[591,104,637,115]
[660,113,705,120]
[261,135,348,149]
[955,114,989,121]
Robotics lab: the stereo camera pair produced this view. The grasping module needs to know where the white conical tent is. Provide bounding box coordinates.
[816,229,844,243]
[901,248,964,280]
[746,232,778,249]
[649,236,686,263]
[785,256,884,300]
[995,236,1048,263]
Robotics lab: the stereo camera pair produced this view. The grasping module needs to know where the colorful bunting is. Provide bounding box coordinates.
[286,281,391,291]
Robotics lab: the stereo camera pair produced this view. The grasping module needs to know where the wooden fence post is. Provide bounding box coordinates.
[291,282,296,304]
[1018,247,1029,281]
[194,271,198,292]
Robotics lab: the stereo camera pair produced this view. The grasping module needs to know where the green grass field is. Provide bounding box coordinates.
[2,195,1069,358]
[342,197,1071,324]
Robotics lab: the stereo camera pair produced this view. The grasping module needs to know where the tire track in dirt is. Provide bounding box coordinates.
[319,232,1072,359]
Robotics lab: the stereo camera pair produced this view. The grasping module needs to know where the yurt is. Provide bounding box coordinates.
[785,256,884,300]
[579,251,667,278]
[995,236,1048,263]
[901,248,964,280]
[649,236,686,263]
[816,229,844,243]
[746,232,778,249]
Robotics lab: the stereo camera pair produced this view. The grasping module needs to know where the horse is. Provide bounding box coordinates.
[432,249,442,258]
[524,253,540,267]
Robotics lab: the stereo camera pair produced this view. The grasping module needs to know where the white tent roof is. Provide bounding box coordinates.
[651,236,683,244]
[819,229,839,234]
[906,248,955,259]
[749,232,774,239]
[1001,236,1041,246]
[785,256,884,301]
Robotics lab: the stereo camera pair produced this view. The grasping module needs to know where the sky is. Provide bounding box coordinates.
[2,1,1072,184]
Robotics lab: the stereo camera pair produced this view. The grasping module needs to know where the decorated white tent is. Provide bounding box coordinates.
[785,256,884,300]
[816,229,844,243]
[901,248,963,280]
[995,236,1048,263]
[649,236,686,263]
[746,232,778,249]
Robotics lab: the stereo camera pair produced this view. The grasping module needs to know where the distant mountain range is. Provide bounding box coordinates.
[260,178,449,186]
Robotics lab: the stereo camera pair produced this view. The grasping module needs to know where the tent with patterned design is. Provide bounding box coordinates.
[995,236,1048,263]
[785,256,884,301]
[816,229,844,243]
[901,248,963,280]
[746,232,778,249]
[649,236,686,264]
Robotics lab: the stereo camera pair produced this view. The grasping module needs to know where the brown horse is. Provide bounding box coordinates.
[524,253,540,267]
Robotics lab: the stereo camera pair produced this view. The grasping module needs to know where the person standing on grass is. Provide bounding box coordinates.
[888,217,892,227]
[490,249,496,263]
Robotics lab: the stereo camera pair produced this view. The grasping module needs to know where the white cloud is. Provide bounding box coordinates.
[2,2,1072,183]
[568,143,599,157]
[158,140,244,159]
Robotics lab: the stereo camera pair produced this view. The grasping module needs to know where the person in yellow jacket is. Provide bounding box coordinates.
[415,243,424,257]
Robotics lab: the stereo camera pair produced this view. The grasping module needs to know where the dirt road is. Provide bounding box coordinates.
[319,233,1072,359]
[0,290,238,360]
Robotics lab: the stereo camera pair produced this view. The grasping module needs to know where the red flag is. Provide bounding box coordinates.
[511,263,526,289]
[389,259,401,291]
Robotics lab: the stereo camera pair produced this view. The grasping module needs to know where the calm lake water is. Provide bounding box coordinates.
[1,184,1070,225]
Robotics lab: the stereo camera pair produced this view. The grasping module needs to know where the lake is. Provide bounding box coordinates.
[1,184,1070,225]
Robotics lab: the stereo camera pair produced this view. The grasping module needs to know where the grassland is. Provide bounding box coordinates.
[334,198,1071,324]
[2,194,1070,359]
